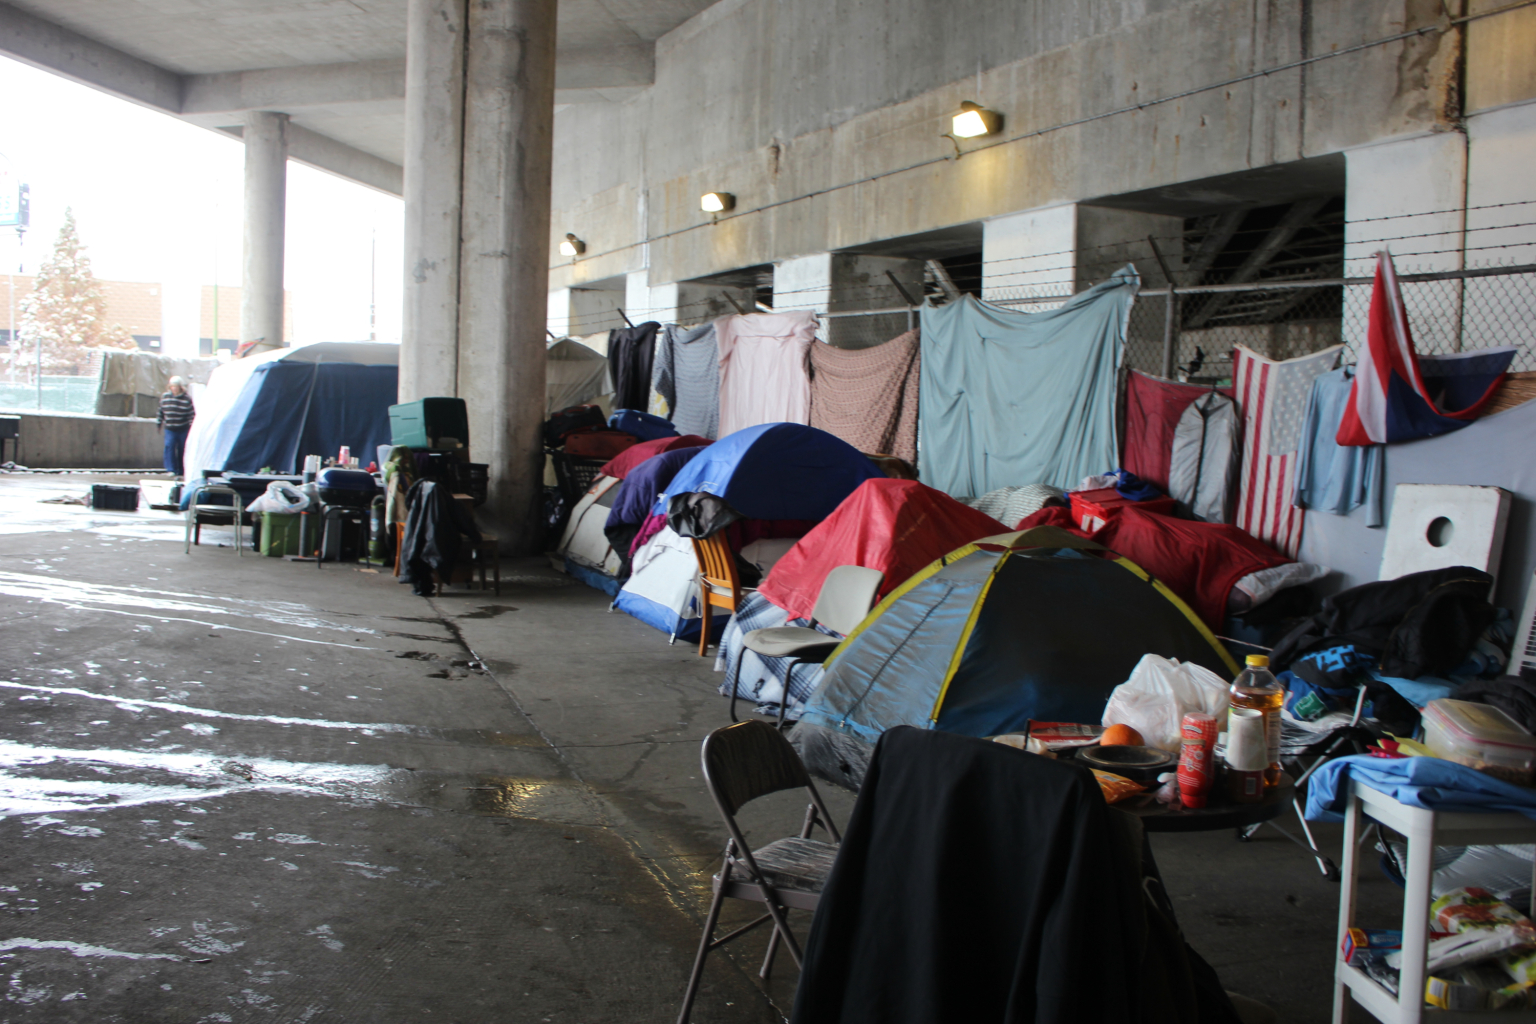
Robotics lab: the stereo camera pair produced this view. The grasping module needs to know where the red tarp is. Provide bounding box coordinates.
[757,479,1007,621]
[1016,504,1291,629]
[599,434,711,479]
[1123,371,1231,492]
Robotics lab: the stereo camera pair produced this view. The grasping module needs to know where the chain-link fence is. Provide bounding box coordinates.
[810,263,1536,384]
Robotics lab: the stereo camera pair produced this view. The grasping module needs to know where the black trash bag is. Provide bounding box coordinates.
[666,491,742,540]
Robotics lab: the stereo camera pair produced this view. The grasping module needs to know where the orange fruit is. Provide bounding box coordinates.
[1101,724,1144,747]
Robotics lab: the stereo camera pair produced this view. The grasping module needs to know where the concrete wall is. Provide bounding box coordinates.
[12,412,164,470]
[547,0,1473,293]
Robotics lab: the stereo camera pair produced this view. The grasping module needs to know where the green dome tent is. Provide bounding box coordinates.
[791,526,1240,790]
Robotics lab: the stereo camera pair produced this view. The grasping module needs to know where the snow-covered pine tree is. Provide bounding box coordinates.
[13,209,134,377]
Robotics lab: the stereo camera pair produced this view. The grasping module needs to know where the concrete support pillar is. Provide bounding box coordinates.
[241,110,288,349]
[401,0,466,402]
[454,0,558,552]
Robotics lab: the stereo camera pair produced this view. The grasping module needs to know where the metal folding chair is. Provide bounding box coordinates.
[729,564,884,728]
[1238,685,1374,880]
[676,720,842,1024]
[184,484,245,555]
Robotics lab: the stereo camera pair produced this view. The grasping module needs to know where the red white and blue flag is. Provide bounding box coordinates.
[1337,251,1515,446]
[1234,344,1342,558]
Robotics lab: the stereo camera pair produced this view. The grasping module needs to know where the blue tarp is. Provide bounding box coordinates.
[918,267,1139,497]
[222,361,398,474]
[1306,754,1536,821]
[651,422,882,521]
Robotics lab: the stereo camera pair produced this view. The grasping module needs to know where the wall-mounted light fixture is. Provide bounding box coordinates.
[559,233,586,257]
[700,192,735,214]
[951,101,1002,139]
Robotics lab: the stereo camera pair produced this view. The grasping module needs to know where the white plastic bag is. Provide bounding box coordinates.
[1102,654,1230,753]
[246,480,310,514]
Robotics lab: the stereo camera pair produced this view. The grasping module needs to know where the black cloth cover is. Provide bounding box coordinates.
[1458,673,1536,735]
[1271,566,1496,679]
[400,479,482,597]
[607,322,661,412]
[666,492,742,539]
[790,727,1237,1024]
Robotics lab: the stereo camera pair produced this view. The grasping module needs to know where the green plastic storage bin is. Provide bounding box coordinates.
[389,398,469,450]
[260,511,305,557]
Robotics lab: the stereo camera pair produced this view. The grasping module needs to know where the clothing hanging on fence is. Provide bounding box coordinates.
[1337,251,1515,446]
[1168,391,1240,523]
[607,321,661,412]
[807,328,921,464]
[652,321,720,439]
[1294,366,1385,527]
[1233,344,1342,558]
[1123,371,1230,492]
[918,267,1137,497]
[715,310,817,435]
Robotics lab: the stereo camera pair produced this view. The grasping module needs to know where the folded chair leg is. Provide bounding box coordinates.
[760,919,783,980]
[676,885,728,1024]
[777,660,800,732]
[757,891,804,969]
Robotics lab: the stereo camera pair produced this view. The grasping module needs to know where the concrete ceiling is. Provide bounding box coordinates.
[0,0,718,195]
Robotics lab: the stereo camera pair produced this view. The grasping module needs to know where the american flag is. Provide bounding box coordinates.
[1234,344,1342,557]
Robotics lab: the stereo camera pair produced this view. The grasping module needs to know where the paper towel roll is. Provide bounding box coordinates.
[1226,708,1268,772]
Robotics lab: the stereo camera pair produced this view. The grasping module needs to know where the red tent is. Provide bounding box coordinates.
[757,479,1007,621]
[1016,504,1291,629]
[599,434,711,479]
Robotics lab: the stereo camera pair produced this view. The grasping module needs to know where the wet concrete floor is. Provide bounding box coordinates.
[0,472,1402,1022]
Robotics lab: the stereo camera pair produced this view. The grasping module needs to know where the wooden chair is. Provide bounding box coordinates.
[692,532,749,657]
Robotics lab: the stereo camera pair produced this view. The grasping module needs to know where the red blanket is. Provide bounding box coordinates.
[1017,504,1290,629]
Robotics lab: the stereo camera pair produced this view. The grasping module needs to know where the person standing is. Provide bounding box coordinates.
[157,375,195,479]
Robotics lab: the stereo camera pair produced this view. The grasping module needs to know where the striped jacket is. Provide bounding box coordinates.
[158,392,195,430]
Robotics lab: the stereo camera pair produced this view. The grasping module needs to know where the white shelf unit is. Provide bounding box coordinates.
[1334,778,1536,1023]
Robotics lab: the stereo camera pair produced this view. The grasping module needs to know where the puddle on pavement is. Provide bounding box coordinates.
[0,739,413,816]
[463,775,608,826]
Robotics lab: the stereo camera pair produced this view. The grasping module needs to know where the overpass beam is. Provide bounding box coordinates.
[402,0,557,553]
[241,110,289,349]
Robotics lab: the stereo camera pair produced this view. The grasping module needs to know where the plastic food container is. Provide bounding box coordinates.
[1422,699,1536,786]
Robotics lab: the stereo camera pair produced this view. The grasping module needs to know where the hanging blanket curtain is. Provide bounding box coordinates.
[807,328,921,465]
[1233,344,1342,558]
[608,321,661,412]
[918,267,1138,497]
[716,310,818,435]
[652,321,720,439]
[1337,250,1515,446]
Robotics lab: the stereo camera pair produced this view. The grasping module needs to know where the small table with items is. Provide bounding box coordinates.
[1124,773,1295,833]
[1332,777,1536,1024]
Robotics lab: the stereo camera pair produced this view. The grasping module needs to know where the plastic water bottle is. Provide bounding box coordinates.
[1229,654,1284,788]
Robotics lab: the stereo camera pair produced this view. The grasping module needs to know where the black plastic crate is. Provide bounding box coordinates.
[548,450,607,505]
[452,462,489,506]
[91,484,140,511]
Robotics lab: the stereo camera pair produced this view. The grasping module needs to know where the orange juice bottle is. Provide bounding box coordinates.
[1229,654,1284,788]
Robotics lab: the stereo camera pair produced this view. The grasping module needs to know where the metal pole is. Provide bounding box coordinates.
[1147,235,1179,379]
